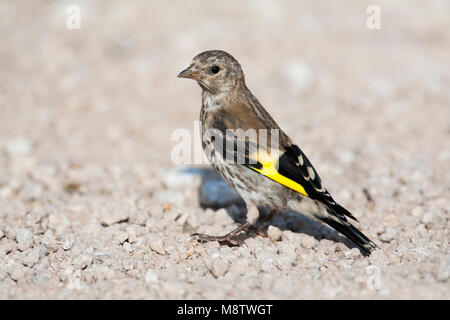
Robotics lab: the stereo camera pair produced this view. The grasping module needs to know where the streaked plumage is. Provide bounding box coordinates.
[178,50,377,255]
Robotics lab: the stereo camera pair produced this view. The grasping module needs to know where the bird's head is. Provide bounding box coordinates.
[178,50,245,94]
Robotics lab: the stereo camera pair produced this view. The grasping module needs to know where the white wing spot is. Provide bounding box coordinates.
[307,166,315,181]
[298,154,304,166]
[314,185,326,192]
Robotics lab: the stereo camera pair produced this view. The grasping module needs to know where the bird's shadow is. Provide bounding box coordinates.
[190,166,360,251]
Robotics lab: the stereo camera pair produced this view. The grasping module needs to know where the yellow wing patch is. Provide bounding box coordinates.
[250,160,309,197]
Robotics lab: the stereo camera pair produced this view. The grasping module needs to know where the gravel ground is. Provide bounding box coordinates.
[0,1,449,299]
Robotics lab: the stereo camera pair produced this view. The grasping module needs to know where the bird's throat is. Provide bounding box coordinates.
[201,91,229,112]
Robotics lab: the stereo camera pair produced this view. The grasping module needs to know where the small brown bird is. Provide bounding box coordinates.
[178,50,377,255]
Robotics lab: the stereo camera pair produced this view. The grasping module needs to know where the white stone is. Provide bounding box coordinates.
[62,234,75,250]
[411,206,423,218]
[16,228,33,252]
[110,230,129,245]
[5,138,31,156]
[344,248,361,259]
[380,227,398,243]
[421,211,444,226]
[207,252,229,278]
[73,253,93,269]
[22,246,46,267]
[267,225,283,241]
[98,202,130,226]
[301,236,317,249]
[148,234,167,255]
[145,269,159,284]
[8,264,28,281]
[41,233,58,253]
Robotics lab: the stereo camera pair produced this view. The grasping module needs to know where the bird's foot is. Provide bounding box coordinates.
[191,222,250,246]
[249,209,277,238]
[249,223,269,238]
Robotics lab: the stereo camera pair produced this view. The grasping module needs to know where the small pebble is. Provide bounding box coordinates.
[8,264,28,281]
[411,206,423,218]
[344,248,361,259]
[301,236,317,249]
[421,211,444,226]
[267,225,283,241]
[16,228,33,252]
[0,238,17,256]
[3,225,16,240]
[40,233,58,253]
[99,203,130,226]
[62,234,75,250]
[207,252,229,278]
[110,230,129,245]
[5,138,31,156]
[148,234,167,255]
[368,249,389,267]
[72,253,93,269]
[145,269,159,284]
[380,227,398,243]
[22,246,47,267]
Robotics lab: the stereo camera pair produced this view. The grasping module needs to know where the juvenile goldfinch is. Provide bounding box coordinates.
[178,50,377,255]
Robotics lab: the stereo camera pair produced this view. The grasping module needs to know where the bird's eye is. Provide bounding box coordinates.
[211,65,220,74]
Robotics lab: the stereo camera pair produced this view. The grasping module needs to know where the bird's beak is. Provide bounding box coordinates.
[177,65,200,80]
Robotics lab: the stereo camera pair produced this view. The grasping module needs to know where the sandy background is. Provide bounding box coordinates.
[0,0,449,299]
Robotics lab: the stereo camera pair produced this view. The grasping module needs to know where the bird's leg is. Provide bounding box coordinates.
[191,201,260,246]
[251,209,277,237]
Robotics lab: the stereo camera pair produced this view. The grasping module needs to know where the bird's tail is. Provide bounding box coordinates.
[319,216,378,255]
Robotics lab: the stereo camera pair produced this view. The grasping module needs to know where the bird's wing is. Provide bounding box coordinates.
[207,100,357,222]
[246,143,358,222]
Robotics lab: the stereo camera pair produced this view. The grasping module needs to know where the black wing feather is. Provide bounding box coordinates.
[278,144,358,222]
